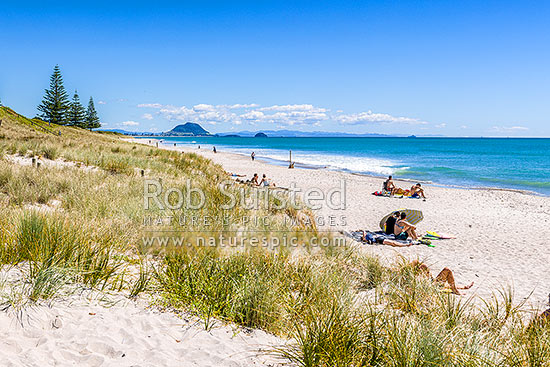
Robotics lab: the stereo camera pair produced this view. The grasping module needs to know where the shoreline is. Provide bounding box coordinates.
[127,137,550,309]
[143,138,545,197]
[255,154,544,197]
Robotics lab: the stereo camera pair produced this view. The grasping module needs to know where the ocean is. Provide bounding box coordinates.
[143,136,550,195]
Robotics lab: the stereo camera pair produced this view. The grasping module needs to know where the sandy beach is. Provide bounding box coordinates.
[0,266,284,367]
[148,140,550,309]
[0,298,283,367]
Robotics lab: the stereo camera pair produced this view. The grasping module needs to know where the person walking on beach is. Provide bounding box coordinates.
[213,146,217,153]
[251,151,255,161]
[394,212,418,240]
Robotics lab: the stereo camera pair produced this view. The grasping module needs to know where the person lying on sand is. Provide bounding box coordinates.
[360,230,413,247]
[410,183,426,199]
[411,260,474,295]
[395,212,418,240]
[229,172,246,178]
[259,174,276,187]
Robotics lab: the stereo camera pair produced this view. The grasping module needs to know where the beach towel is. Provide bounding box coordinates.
[345,230,437,247]
[425,231,455,239]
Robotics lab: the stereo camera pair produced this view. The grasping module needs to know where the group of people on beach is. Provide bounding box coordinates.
[384,175,427,199]
[231,172,276,187]
[384,210,418,240]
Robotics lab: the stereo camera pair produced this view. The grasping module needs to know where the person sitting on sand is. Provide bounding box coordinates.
[383,175,398,195]
[411,260,474,295]
[259,174,276,187]
[250,173,259,185]
[394,212,418,240]
[410,183,426,199]
[213,146,217,153]
[385,211,400,235]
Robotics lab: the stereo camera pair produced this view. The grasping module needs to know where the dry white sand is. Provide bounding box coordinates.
[150,141,550,309]
[0,301,283,367]
[0,282,283,367]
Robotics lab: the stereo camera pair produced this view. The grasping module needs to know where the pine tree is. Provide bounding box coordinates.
[85,97,101,130]
[68,90,87,127]
[37,65,70,125]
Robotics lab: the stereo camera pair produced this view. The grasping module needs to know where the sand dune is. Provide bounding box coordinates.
[168,144,550,310]
[0,292,284,366]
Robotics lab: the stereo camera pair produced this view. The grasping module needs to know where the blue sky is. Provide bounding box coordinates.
[1,1,549,136]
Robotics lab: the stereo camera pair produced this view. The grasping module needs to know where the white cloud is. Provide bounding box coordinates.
[460,125,468,129]
[241,110,265,120]
[491,125,529,133]
[144,104,237,126]
[258,104,328,113]
[137,103,163,108]
[121,121,139,126]
[138,102,430,127]
[226,103,259,109]
[336,110,427,125]
[193,104,216,112]
[142,113,154,120]
[98,100,107,105]
[434,123,447,128]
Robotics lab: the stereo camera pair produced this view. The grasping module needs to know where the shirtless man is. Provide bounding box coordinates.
[411,260,474,295]
[383,175,398,195]
[250,173,259,185]
[410,183,426,199]
[394,212,418,240]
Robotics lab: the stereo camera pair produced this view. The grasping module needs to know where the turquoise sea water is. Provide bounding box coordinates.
[145,137,550,195]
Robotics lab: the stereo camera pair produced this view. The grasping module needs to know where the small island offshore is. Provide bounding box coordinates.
[1,2,549,366]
